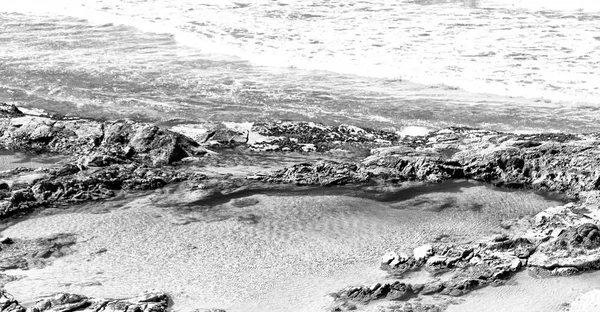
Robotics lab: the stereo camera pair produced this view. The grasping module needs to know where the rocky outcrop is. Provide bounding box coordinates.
[252,126,600,200]
[0,290,169,312]
[248,161,370,186]
[249,121,397,152]
[331,191,600,310]
[0,103,211,218]
[6,104,600,312]
[0,104,206,166]
[0,161,206,218]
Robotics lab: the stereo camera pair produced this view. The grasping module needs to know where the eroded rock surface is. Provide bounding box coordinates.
[0,290,169,312]
[252,126,600,199]
[0,104,206,166]
[0,104,211,218]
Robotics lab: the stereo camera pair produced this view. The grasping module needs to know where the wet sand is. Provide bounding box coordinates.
[1,181,563,311]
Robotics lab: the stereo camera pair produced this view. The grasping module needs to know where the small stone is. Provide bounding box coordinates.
[0,237,13,244]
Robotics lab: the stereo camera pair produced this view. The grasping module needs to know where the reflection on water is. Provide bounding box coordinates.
[0,180,564,311]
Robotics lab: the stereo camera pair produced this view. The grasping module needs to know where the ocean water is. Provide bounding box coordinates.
[1,0,600,132]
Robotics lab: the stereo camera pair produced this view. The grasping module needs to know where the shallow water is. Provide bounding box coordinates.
[0,150,63,171]
[1,181,563,311]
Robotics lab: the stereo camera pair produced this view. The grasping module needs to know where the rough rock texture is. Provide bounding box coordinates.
[0,290,169,312]
[247,125,600,199]
[249,121,397,152]
[330,191,600,310]
[0,104,206,166]
[0,104,210,218]
[0,162,204,218]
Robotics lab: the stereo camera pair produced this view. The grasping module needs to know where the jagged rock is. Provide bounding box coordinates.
[0,160,200,218]
[0,290,25,312]
[0,112,206,166]
[253,161,369,186]
[0,290,171,312]
[202,125,248,147]
[249,121,396,153]
[250,125,600,199]
[27,292,169,312]
[0,104,24,118]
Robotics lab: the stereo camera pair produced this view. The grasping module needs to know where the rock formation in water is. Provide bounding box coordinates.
[0,104,210,218]
[4,102,600,311]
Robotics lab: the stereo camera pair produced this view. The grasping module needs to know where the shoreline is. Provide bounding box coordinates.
[1,102,600,311]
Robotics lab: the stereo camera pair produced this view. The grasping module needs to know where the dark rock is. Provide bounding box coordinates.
[23,292,170,312]
[0,116,206,166]
[555,223,600,249]
[0,290,25,312]
[0,104,24,118]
